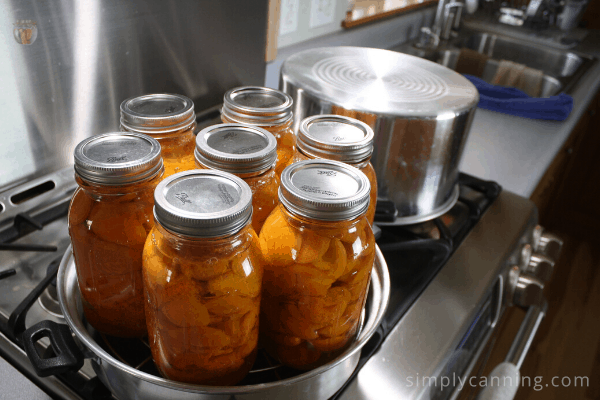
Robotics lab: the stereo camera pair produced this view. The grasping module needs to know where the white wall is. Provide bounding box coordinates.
[265,6,436,89]
[278,0,350,48]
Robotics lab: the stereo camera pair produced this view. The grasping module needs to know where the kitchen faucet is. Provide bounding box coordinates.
[417,0,464,48]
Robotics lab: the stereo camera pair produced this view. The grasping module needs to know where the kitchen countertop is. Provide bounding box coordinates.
[458,29,600,198]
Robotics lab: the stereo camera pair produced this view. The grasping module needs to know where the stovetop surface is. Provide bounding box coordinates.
[0,171,501,400]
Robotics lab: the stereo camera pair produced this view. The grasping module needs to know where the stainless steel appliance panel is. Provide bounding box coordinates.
[338,190,538,400]
[0,0,268,191]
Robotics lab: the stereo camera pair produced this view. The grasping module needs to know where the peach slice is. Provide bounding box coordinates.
[313,239,347,281]
[181,256,229,281]
[310,334,351,352]
[259,208,302,267]
[88,202,148,246]
[296,230,330,264]
[68,190,94,226]
[161,284,210,327]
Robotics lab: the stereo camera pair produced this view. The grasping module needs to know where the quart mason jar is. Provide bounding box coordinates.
[259,160,376,370]
[68,132,164,337]
[221,86,295,178]
[143,170,263,385]
[120,93,196,178]
[289,115,377,225]
[195,123,279,234]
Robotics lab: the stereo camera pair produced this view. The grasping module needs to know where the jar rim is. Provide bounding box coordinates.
[222,86,293,126]
[153,169,253,238]
[73,132,164,186]
[120,93,196,134]
[195,124,278,175]
[297,115,374,163]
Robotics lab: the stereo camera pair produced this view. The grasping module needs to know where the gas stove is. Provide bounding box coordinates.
[0,162,561,400]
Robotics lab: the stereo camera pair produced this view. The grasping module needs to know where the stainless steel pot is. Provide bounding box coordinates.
[280,46,479,225]
[22,245,390,400]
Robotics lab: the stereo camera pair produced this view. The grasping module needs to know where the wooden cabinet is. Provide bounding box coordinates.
[530,89,600,235]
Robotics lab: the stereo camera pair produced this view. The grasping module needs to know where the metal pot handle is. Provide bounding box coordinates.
[21,320,84,377]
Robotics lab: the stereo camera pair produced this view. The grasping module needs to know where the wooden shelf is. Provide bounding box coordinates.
[343,0,437,29]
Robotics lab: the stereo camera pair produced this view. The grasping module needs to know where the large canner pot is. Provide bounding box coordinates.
[280,46,479,225]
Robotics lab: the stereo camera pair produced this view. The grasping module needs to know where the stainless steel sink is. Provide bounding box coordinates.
[394,31,596,96]
[432,48,563,97]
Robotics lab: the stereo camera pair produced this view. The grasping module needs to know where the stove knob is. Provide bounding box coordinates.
[508,266,544,308]
[531,225,544,250]
[531,225,563,261]
[538,232,563,262]
[519,244,532,270]
[526,253,555,283]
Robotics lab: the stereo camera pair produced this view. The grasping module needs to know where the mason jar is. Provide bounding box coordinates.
[258,160,375,370]
[195,123,279,234]
[68,132,164,337]
[120,93,196,178]
[221,86,295,178]
[143,170,263,385]
[288,115,377,225]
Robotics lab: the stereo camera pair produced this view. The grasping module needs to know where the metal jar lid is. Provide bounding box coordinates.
[74,132,163,186]
[195,123,278,176]
[120,93,196,134]
[279,160,370,221]
[222,86,293,126]
[297,115,375,163]
[153,170,253,238]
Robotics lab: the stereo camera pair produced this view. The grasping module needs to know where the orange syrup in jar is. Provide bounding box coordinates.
[68,132,164,337]
[258,160,375,369]
[121,93,197,178]
[143,170,263,385]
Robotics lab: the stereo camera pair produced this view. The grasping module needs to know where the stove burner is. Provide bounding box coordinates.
[2,256,62,343]
[38,284,63,318]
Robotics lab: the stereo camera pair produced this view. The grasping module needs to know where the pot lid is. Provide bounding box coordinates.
[280,46,479,117]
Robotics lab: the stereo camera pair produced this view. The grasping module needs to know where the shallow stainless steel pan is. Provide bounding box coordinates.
[22,245,390,400]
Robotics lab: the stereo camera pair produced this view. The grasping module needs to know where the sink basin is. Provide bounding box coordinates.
[432,48,563,97]
[394,31,595,96]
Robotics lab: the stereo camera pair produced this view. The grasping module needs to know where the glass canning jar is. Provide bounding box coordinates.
[258,160,375,370]
[221,86,295,178]
[195,123,279,234]
[121,93,196,178]
[143,170,263,385]
[288,115,377,225]
[68,132,164,337]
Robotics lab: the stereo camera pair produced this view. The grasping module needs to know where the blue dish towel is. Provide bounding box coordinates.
[463,74,574,121]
